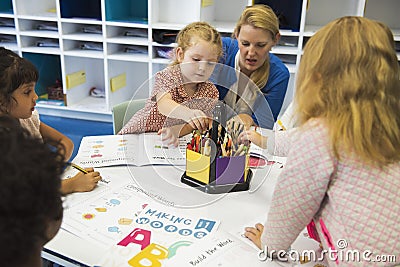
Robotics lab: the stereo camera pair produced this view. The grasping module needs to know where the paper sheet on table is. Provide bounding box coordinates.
[73,133,188,167]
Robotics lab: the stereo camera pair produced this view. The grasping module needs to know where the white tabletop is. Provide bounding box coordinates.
[43,156,290,267]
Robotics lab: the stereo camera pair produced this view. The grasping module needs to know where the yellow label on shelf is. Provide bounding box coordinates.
[66,70,86,89]
[110,73,127,92]
[201,0,214,7]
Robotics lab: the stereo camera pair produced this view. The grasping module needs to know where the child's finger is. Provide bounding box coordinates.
[192,119,202,130]
[188,120,196,130]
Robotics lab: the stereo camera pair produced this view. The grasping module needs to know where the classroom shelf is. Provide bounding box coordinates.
[3,0,398,122]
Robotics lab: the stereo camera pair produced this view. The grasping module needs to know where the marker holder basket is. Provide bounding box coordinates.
[181,149,252,194]
[181,102,252,194]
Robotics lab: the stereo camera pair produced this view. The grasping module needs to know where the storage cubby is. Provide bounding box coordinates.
[105,0,148,24]
[364,0,400,34]
[0,0,13,14]
[204,0,249,32]
[59,0,101,20]
[5,0,397,122]
[0,17,15,30]
[63,40,103,58]
[152,45,174,61]
[107,43,148,62]
[254,0,303,32]
[107,60,149,108]
[14,0,56,18]
[18,19,58,38]
[64,56,106,111]
[20,36,60,54]
[22,52,62,98]
[61,22,102,41]
[395,40,400,62]
[304,0,364,34]
[151,0,201,27]
[0,34,17,51]
[106,25,148,45]
[0,16,17,52]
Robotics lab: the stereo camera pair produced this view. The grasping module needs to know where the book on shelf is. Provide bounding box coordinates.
[73,133,188,168]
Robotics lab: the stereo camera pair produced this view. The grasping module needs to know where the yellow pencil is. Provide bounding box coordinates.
[277,120,287,131]
[70,163,88,174]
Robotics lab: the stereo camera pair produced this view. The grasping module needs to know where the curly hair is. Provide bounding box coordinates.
[0,116,65,265]
[0,47,38,113]
[295,16,400,166]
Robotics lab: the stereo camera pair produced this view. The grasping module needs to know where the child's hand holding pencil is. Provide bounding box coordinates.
[62,163,102,194]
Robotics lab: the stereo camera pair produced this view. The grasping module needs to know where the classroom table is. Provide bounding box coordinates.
[42,155,318,267]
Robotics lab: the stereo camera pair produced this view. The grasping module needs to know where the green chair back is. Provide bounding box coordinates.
[112,99,146,134]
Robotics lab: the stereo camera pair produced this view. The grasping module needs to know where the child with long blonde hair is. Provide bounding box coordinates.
[245,16,400,266]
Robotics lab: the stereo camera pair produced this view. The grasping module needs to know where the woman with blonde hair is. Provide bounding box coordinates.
[215,4,289,129]
[245,16,400,266]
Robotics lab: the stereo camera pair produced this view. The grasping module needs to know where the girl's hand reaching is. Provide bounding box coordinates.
[238,130,267,149]
[186,109,210,132]
[158,127,179,147]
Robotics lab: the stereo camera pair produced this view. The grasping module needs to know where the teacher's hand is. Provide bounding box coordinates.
[231,113,254,130]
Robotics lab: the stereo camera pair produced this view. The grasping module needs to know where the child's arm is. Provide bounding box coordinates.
[61,167,102,194]
[239,130,268,149]
[156,92,210,132]
[39,122,74,161]
[232,113,254,129]
[157,123,196,147]
[158,128,179,147]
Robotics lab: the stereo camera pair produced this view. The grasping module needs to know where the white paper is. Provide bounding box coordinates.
[94,201,220,266]
[73,133,188,167]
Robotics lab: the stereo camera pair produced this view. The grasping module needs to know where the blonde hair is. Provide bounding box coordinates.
[234,5,279,89]
[171,21,222,66]
[295,16,400,166]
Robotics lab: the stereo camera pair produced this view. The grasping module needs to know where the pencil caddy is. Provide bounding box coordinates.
[181,103,252,194]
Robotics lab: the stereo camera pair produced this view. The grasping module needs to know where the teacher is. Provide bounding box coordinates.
[215,4,289,129]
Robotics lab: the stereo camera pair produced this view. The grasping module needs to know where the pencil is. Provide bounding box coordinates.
[70,163,88,174]
[277,120,287,131]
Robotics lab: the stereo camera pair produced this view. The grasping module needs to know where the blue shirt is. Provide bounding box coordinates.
[214,37,289,129]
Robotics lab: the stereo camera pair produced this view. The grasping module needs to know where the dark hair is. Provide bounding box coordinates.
[0,47,38,112]
[0,115,64,265]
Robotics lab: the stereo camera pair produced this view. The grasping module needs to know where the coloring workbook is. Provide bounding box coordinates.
[73,133,188,167]
[81,192,221,267]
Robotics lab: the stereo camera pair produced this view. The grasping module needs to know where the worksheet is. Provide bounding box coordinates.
[73,133,188,167]
[93,201,220,266]
[62,183,151,247]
